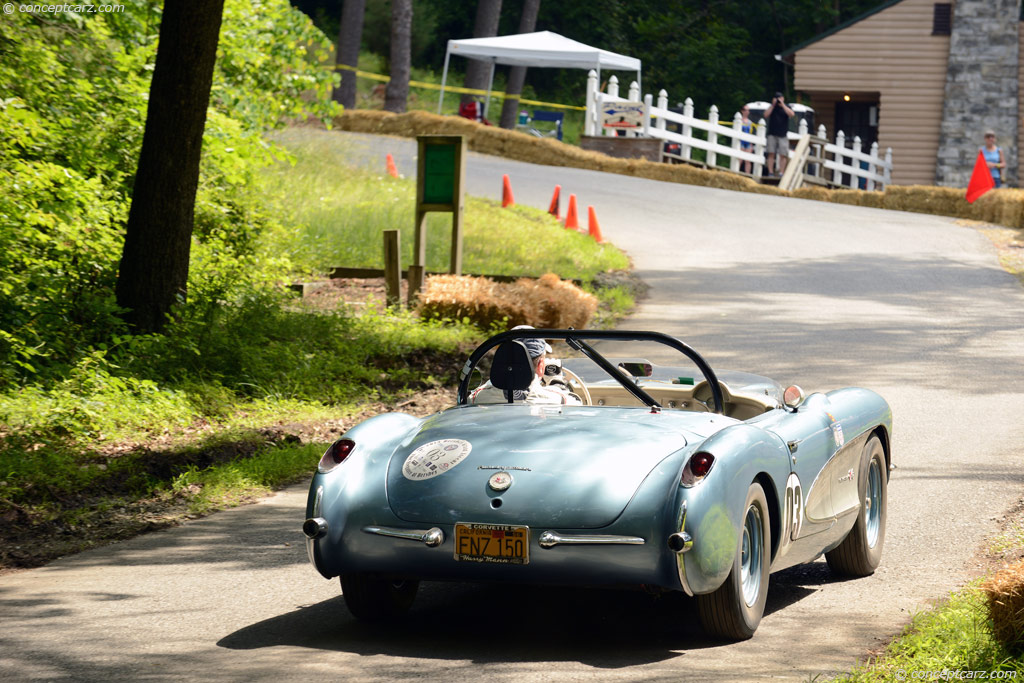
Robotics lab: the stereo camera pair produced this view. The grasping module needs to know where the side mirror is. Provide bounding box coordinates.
[783,385,805,410]
[618,362,653,378]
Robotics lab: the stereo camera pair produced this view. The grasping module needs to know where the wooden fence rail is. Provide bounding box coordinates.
[584,71,893,191]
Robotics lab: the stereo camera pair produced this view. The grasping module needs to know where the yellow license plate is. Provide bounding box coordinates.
[454,523,529,565]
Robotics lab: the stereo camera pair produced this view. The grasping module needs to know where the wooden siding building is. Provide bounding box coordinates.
[782,0,1022,187]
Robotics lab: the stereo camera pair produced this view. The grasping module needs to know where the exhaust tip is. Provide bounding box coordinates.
[667,531,692,553]
[303,517,328,540]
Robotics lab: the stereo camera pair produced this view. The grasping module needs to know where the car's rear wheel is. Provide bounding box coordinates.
[340,573,419,621]
[826,435,887,576]
[696,482,771,640]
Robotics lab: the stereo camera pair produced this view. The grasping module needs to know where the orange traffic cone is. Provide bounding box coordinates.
[502,174,515,207]
[587,205,605,243]
[386,153,399,178]
[548,185,561,218]
[563,194,579,230]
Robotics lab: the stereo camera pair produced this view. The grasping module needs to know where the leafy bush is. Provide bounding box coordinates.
[0,1,338,388]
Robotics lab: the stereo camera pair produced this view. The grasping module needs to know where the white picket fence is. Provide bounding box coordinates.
[584,71,893,191]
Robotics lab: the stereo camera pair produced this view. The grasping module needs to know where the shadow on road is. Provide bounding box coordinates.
[627,253,1024,394]
[219,571,829,666]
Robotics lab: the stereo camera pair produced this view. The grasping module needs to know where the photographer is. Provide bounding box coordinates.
[765,91,794,177]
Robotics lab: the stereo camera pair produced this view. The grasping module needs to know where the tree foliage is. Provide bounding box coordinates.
[299,0,885,112]
[0,0,337,385]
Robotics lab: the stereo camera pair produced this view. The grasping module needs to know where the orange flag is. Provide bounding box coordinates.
[966,151,995,203]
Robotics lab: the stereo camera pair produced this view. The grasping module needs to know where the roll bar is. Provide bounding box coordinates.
[456,329,723,414]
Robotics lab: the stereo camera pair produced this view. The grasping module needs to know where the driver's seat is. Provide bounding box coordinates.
[489,341,535,403]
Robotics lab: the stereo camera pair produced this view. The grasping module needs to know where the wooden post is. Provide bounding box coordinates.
[836,130,846,188]
[753,117,766,179]
[626,80,640,138]
[605,77,618,139]
[656,89,668,133]
[868,141,880,191]
[730,112,742,173]
[450,199,464,275]
[643,93,652,137]
[585,70,598,136]
[852,135,863,189]
[383,229,401,307]
[407,264,424,306]
[682,97,693,161]
[707,104,719,168]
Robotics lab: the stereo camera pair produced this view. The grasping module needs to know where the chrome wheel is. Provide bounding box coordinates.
[825,435,887,577]
[696,482,770,640]
[740,504,764,607]
[865,457,882,548]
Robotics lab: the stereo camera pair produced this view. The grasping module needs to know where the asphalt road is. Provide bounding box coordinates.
[4,132,1024,682]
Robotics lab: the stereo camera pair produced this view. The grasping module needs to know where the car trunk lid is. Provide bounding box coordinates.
[386,405,711,528]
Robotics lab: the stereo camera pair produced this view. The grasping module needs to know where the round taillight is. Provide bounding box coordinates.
[690,453,714,477]
[318,438,355,473]
[680,452,715,487]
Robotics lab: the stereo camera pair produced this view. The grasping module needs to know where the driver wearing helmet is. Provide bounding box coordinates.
[470,325,582,405]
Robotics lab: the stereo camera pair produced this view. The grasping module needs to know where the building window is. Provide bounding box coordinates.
[932,3,952,35]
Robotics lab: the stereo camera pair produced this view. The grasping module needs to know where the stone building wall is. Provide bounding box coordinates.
[935,0,1020,187]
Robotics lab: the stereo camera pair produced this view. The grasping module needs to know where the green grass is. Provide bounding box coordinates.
[834,587,1024,681]
[168,442,324,516]
[260,127,629,278]
[0,115,634,569]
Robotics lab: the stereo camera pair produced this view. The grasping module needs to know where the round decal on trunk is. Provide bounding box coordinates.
[402,439,472,481]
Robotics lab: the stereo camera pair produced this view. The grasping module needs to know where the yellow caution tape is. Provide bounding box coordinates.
[335,64,586,112]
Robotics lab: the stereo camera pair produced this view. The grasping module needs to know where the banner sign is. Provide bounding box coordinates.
[602,101,644,129]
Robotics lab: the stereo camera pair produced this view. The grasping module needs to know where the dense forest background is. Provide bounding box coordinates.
[292,0,885,114]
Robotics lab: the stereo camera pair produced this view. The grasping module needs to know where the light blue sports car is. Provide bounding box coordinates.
[303,329,892,640]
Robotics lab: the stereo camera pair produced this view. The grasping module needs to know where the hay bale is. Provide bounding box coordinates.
[329,110,1024,231]
[981,559,1024,654]
[417,273,597,330]
[513,272,598,328]
[792,186,831,202]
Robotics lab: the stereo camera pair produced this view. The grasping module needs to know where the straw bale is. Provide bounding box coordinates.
[417,273,597,330]
[980,559,1024,654]
[791,187,831,202]
[331,110,1024,231]
[882,186,971,220]
[833,189,884,208]
[513,272,598,328]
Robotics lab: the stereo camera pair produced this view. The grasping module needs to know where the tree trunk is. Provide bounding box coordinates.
[461,0,502,112]
[115,0,225,334]
[384,0,412,113]
[333,0,366,109]
[499,0,541,129]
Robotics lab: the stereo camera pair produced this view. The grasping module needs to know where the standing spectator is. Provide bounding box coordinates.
[981,130,1006,188]
[765,92,794,177]
[739,105,754,174]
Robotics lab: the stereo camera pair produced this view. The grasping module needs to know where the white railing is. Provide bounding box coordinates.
[584,70,893,191]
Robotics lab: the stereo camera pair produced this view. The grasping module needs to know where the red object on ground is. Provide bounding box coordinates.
[563,194,579,229]
[386,153,399,178]
[502,174,515,207]
[587,205,604,243]
[548,185,561,218]
[966,150,995,203]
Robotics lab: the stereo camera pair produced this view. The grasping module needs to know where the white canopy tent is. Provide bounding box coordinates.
[437,31,642,118]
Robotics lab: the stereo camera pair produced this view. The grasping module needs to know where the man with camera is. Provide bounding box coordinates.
[765,91,794,177]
